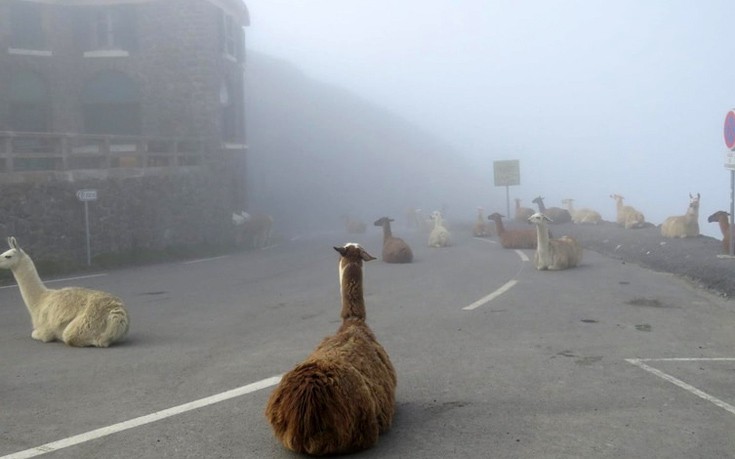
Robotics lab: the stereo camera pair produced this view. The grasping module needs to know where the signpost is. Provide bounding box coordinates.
[723,111,735,256]
[493,160,520,218]
[76,189,97,266]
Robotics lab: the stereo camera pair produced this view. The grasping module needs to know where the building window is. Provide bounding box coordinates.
[9,1,46,50]
[74,6,137,53]
[219,11,243,62]
[220,80,237,142]
[8,70,50,132]
[81,71,141,135]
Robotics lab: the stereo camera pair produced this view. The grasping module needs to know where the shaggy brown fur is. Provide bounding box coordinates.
[487,212,538,249]
[374,217,413,263]
[265,243,396,456]
[708,210,731,253]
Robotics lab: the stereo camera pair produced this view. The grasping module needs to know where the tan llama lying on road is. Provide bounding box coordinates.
[265,243,396,456]
[0,237,129,347]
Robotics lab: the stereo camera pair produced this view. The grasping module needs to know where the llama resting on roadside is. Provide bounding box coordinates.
[532,196,572,224]
[514,198,535,223]
[561,198,602,224]
[428,210,451,247]
[265,243,396,456]
[610,194,646,229]
[660,193,700,238]
[232,211,273,248]
[528,213,582,270]
[473,207,491,237]
[487,212,538,249]
[374,217,413,263]
[0,237,129,347]
[708,210,731,253]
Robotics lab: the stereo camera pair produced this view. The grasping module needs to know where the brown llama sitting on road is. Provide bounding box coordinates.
[487,212,541,249]
[265,243,396,456]
[374,217,413,263]
[708,210,731,254]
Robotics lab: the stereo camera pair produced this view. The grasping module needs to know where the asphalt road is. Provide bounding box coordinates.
[2,226,735,458]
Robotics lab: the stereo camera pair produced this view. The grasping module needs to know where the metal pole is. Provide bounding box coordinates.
[730,170,734,257]
[505,185,510,219]
[84,200,91,266]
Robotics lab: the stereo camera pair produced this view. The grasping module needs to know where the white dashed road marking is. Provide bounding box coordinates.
[1,375,282,459]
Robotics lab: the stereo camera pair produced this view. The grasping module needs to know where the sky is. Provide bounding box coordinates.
[243,0,735,237]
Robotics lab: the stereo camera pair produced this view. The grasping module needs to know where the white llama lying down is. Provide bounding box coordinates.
[428,210,451,247]
[660,193,700,238]
[0,237,129,347]
[528,213,583,270]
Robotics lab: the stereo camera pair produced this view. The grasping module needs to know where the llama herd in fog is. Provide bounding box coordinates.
[5,188,735,456]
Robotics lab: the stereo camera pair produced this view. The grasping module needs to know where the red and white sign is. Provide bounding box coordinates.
[724,110,735,151]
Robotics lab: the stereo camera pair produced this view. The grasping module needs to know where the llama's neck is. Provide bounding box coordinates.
[686,204,699,220]
[381,222,393,240]
[535,200,547,212]
[476,211,483,223]
[13,255,49,318]
[535,221,551,256]
[515,200,521,211]
[339,261,366,321]
[492,217,505,235]
[615,199,623,213]
[433,216,444,230]
[718,216,730,237]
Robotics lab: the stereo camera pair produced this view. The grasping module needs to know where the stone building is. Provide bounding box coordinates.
[0,0,252,265]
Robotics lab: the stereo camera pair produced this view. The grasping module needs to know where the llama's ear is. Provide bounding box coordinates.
[334,246,347,257]
[8,237,17,249]
[359,248,376,262]
[545,215,554,223]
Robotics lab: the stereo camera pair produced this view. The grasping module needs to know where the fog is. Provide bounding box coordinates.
[244,0,735,238]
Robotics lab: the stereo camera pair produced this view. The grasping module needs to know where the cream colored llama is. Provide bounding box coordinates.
[610,194,645,229]
[473,207,491,237]
[528,213,582,270]
[660,193,700,238]
[0,237,129,347]
[561,198,602,224]
[265,243,396,455]
[428,210,451,247]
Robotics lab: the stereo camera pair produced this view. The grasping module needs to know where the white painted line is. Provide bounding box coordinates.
[626,359,735,416]
[514,250,529,262]
[0,273,108,290]
[636,358,735,362]
[1,375,282,459]
[463,280,518,311]
[473,237,497,244]
[182,255,229,264]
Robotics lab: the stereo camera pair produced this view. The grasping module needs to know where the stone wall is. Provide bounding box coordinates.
[0,161,243,267]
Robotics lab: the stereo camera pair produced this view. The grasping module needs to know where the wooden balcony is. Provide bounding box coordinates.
[0,131,211,173]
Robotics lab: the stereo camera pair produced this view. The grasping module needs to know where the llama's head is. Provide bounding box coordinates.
[707,210,729,223]
[487,212,505,221]
[0,237,26,270]
[610,194,624,203]
[689,193,701,210]
[532,196,544,205]
[334,243,376,263]
[373,217,394,227]
[528,212,553,225]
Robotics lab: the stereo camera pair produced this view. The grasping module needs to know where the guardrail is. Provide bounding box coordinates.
[0,131,210,172]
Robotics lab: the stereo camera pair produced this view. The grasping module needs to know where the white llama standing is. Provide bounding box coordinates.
[0,237,130,347]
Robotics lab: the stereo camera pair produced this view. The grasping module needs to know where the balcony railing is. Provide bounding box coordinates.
[0,131,211,172]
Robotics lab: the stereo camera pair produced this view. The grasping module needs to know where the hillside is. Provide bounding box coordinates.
[244,51,492,235]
